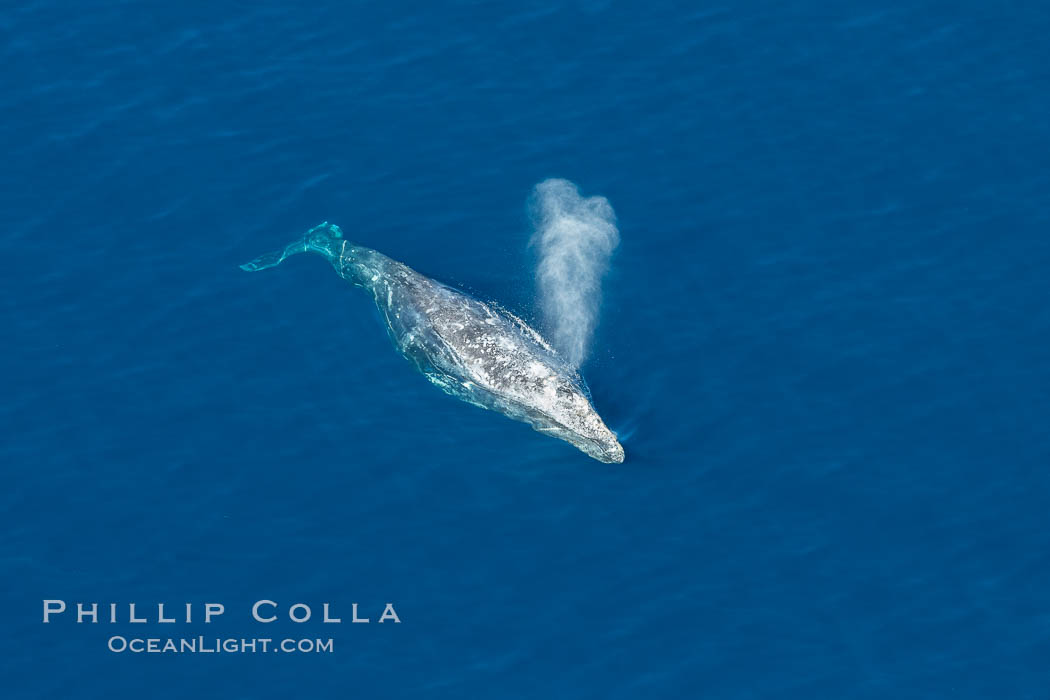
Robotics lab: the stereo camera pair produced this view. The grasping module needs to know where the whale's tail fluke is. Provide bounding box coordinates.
[240,222,345,272]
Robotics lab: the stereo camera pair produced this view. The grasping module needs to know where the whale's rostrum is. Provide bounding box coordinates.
[241,222,625,463]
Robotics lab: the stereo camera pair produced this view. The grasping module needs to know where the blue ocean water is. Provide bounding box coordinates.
[2,0,1049,697]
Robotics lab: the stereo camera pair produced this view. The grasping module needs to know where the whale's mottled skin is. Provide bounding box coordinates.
[241,222,625,463]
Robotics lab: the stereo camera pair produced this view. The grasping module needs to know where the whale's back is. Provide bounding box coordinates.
[386,278,622,462]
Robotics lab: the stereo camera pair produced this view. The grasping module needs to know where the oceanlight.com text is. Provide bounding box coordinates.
[107,636,334,654]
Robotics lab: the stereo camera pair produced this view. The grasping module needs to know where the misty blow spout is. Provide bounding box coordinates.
[530,178,620,369]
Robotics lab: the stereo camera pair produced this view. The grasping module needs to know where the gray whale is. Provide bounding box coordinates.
[241,222,625,463]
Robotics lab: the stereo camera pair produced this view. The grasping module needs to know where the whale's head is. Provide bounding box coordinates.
[575,422,626,464]
[534,378,625,464]
[564,401,625,464]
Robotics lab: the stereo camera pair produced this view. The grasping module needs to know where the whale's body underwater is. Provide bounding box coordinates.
[241,222,625,463]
